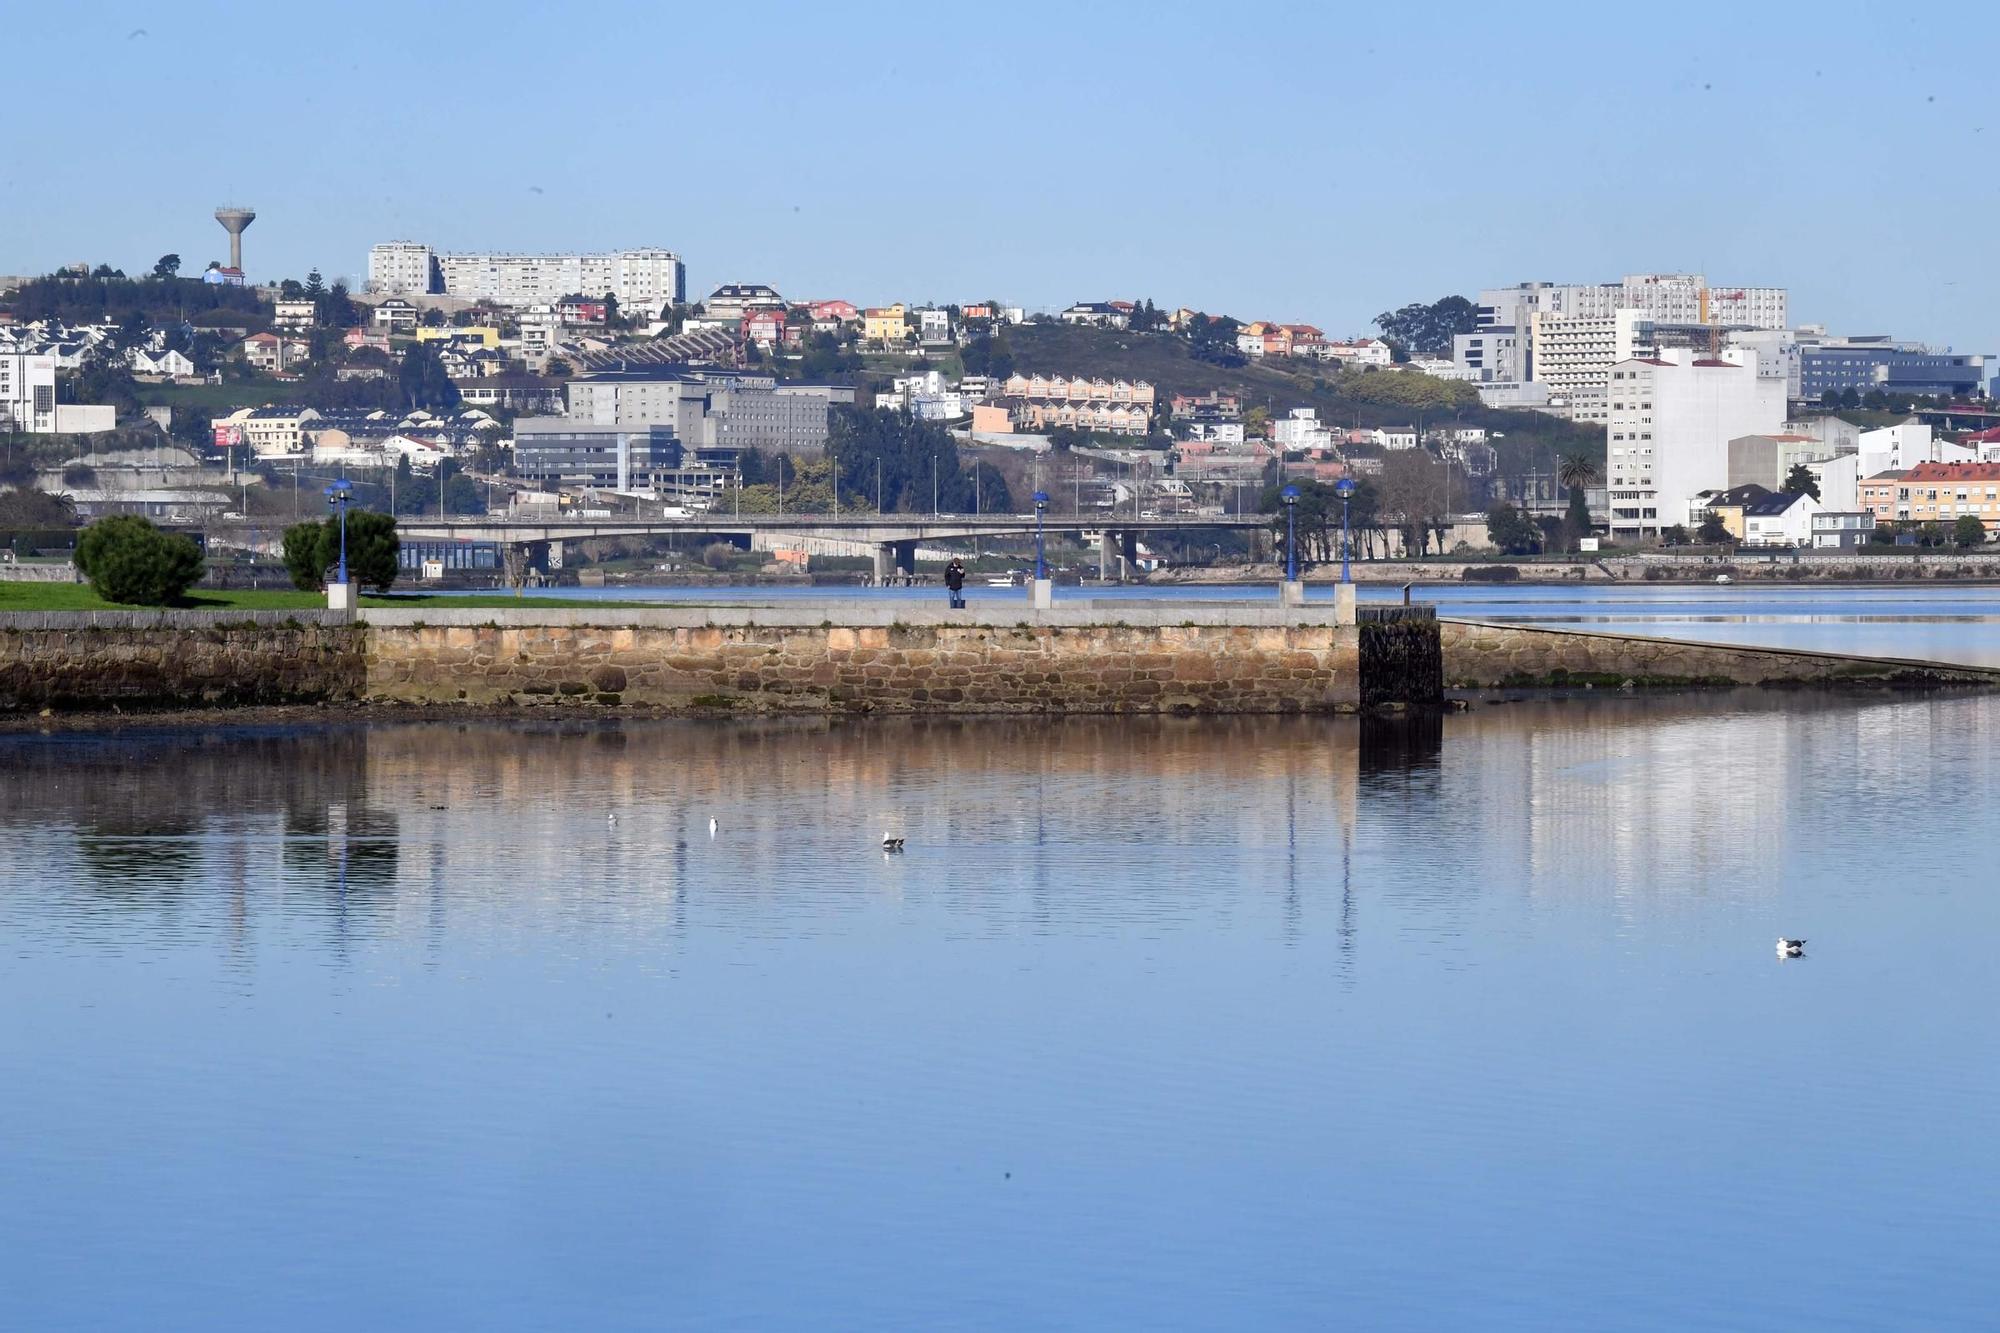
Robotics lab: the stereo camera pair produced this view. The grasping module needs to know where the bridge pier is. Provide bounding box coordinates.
[1120,529,1139,580]
[1099,530,1115,583]
[873,543,894,583]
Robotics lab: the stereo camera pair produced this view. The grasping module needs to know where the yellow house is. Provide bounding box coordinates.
[416,325,501,349]
[863,304,908,345]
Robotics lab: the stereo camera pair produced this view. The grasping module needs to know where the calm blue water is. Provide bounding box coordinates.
[523,583,2000,668]
[4,705,1998,1329]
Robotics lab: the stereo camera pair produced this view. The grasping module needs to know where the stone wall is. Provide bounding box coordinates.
[0,616,365,711]
[1441,620,2000,688]
[1360,610,1444,708]
[362,622,1361,714]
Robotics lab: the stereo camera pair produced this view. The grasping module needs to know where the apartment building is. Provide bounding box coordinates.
[1602,347,1787,539]
[564,368,853,455]
[214,406,324,457]
[863,305,909,344]
[1525,308,1653,420]
[1000,374,1156,436]
[0,353,57,432]
[1859,461,2000,530]
[1476,275,1788,386]
[371,243,686,313]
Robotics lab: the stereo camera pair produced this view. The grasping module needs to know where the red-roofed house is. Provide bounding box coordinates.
[1859,460,2000,532]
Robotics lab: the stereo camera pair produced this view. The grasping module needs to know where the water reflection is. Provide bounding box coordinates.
[3,700,1998,1329]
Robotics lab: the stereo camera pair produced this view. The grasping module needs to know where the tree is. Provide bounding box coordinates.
[1954,514,1986,548]
[1557,453,1600,551]
[1819,388,1840,407]
[152,254,181,280]
[1697,512,1732,545]
[1485,502,1541,555]
[304,269,325,301]
[1186,313,1245,367]
[1660,523,1692,547]
[1372,296,1478,360]
[73,515,205,605]
[282,520,331,589]
[398,343,462,413]
[1784,464,1821,501]
[281,510,400,592]
[1839,386,1861,409]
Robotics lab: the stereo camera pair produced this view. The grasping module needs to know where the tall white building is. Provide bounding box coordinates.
[1475,275,1789,389]
[0,353,57,433]
[1528,308,1654,421]
[367,242,438,296]
[1603,347,1787,539]
[368,243,686,314]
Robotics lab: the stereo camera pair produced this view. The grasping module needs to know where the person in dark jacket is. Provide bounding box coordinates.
[944,557,967,608]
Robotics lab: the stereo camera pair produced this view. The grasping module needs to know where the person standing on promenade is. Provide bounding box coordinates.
[945,557,967,609]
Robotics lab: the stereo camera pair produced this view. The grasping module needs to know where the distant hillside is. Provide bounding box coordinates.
[1003,324,1600,472]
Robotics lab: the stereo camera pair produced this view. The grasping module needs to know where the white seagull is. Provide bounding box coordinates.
[607,812,618,826]
[1776,937,1806,957]
[882,833,906,853]
[709,817,719,837]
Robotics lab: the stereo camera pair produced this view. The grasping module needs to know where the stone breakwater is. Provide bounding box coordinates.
[1441,620,2000,688]
[367,622,1361,714]
[0,614,365,711]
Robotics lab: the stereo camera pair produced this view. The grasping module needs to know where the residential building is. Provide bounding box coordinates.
[1801,340,1987,400]
[999,374,1156,436]
[1810,511,1875,549]
[1523,308,1652,419]
[1059,302,1130,329]
[557,296,608,327]
[1309,337,1393,368]
[702,284,784,323]
[239,331,309,373]
[1727,433,1830,492]
[1371,426,1418,450]
[0,353,58,432]
[126,347,197,379]
[513,418,682,490]
[918,308,953,346]
[1856,422,1972,475]
[1860,461,2000,531]
[862,304,909,345]
[1480,275,1788,385]
[370,298,419,334]
[564,367,852,455]
[1273,408,1333,453]
[742,307,791,348]
[367,242,440,295]
[805,299,859,324]
[1688,483,1773,538]
[215,406,323,457]
[273,299,316,331]
[1603,347,1788,539]
[1740,491,1820,547]
[1452,327,1527,384]
[376,245,685,314]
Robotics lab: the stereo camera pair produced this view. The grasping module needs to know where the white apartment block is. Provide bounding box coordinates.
[367,242,437,295]
[1479,275,1789,388]
[1272,408,1333,452]
[1603,348,1787,539]
[1452,327,1526,383]
[1527,308,1653,422]
[370,243,686,314]
[1,353,58,433]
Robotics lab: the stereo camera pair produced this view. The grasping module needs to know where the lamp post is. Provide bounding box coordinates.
[1033,490,1049,580]
[1336,477,1356,583]
[324,478,353,590]
[1281,484,1299,582]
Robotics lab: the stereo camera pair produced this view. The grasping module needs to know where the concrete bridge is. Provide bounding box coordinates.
[392,513,1270,579]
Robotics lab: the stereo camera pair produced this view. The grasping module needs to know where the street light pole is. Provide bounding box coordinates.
[1337,477,1356,584]
[1281,484,1299,582]
[324,478,353,586]
[1033,490,1049,580]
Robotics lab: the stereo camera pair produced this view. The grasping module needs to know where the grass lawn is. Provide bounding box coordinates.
[0,583,652,613]
[134,381,287,413]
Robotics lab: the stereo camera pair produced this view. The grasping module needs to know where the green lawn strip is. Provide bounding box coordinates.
[0,584,657,612]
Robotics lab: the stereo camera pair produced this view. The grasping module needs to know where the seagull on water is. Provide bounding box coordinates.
[709,817,719,837]
[607,812,618,826]
[1776,937,1806,957]
[882,833,905,853]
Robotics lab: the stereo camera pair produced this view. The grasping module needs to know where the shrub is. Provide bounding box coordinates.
[279,510,401,593]
[700,540,740,570]
[1460,565,1521,582]
[73,515,205,605]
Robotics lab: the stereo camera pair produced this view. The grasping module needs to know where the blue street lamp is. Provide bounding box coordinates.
[1032,490,1050,580]
[1280,484,1300,581]
[324,479,353,586]
[1335,477,1357,584]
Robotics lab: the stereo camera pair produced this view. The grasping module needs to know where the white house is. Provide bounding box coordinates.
[1272,408,1333,453]
[127,347,197,378]
[1371,426,1418,450]
[1741,491,1820,547]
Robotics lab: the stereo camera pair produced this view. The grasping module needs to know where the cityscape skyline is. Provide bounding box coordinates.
[1,2,1993,355]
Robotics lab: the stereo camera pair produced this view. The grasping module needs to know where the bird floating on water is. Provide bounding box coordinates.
[1776,937,1806,957]
[709,817,719,837]
[607,812,618,825]
[882,834,906,853]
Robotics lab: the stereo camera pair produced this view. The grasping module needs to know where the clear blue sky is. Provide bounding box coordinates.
[4,1,1993,355]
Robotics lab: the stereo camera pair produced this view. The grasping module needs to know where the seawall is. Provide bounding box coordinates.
[1441,620,2000,688]
[5,606,1993,717]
